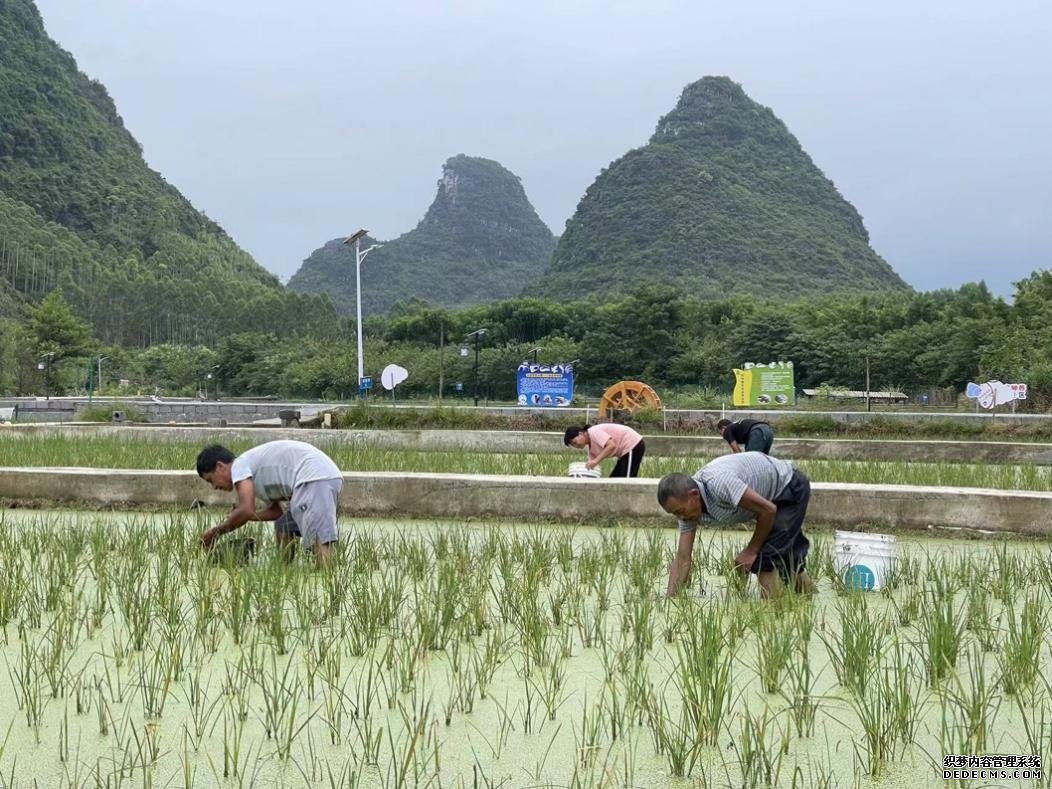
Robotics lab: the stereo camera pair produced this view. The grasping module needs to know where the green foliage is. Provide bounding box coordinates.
[76,404,146,422]
[288,155,556,315]
[0,1,338,346]
[529,76,910,302]
[28,290,92,358]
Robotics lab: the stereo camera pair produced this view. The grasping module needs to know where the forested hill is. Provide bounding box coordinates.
[288,155,556,316]
[0,0,335,345]
[529,76,909,301]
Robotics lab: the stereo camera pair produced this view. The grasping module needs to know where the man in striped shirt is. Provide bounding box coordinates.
[657,452,814,598]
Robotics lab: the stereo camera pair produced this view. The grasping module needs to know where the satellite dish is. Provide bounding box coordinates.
[381,364,409,391]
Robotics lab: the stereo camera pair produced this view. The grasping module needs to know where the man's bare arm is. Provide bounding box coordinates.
[666,528,697,597]
[201,479,256,548]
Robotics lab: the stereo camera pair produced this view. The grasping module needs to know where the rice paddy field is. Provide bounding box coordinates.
[0,510,1049,788]
[2,435,1052,492]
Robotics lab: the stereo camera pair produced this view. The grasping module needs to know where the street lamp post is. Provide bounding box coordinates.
[206,365,219,400]
[465,329,487,407]
[528,347,542,364]
[344,229,384,391]
[37,352,56,401]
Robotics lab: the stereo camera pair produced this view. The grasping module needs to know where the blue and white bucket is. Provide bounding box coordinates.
[833,530,897,591]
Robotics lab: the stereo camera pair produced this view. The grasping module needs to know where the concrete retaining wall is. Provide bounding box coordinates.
[6,424,1052,466]
[0,397,319,425]
[3,397,1049,426]
[2,467,1049,536]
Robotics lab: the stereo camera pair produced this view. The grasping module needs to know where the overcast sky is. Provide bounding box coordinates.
[35,0,1051,296]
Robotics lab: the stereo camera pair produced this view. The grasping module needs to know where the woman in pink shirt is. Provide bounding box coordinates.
[563,423,646,477]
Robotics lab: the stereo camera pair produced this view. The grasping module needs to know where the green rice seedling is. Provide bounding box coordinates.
[269,682,315,763]
[598,676,627,742]
[325,756,363,789]
[918,587,965,686]
[999,594,1044,695]
[885,638,925,747]
[530,639,568,722]
[964,580,998,651]
[254,652,299,741]
[1012,691,1052,789]
[846,671,896,777]
[40,613,76,698]
[0,551,23,635]
[321,676,351,745]
[819,593,886,695]
[675,602,734,748]
[573,693,605,769]
[180,664,223,749]
[222,654,252,722]
[646,688,701,778]
[808,532,834,583]
[756,611,796,694]
[136,644,174,719]
[730,704,789,788]
[942,643,1000,754]
[471,625,508,701]
[6,636,47,741]
[547,577,574,629]
[719,548,750,600]
[782,639,819,738]
[992,540,1022,605]
[894,581,922,627]
[384,694,437,789]
[223,570,252,646]
[575,599,607,651]
[352,712,383,767]
[467,690,516,760]
[518,667,540,735]
[623,589,656,659]
[592,560,616,613]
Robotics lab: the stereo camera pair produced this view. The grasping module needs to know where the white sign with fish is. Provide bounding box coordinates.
[965,380,1027,409]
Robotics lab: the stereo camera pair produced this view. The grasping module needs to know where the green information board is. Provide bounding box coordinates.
[732,362,795,406]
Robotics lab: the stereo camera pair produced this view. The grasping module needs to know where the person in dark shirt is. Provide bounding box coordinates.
[716,418,775,455]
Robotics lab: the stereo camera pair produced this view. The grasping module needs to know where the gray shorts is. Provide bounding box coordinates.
[274,477,343,549]
[745,424,775,454]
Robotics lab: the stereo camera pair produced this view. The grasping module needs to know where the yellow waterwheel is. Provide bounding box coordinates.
[597,380,663,420]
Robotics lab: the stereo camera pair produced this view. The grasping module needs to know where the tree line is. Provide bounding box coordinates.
[3,272,1050,410]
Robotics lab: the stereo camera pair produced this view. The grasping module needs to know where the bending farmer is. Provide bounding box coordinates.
[658,453,813,598]
[716,418,774,454]
[564,423,646,477]
[196,440,344,565]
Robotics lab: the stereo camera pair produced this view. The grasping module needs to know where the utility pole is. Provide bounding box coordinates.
[438,322,445,399]
[865,356,871,413]
[466,328,487,407]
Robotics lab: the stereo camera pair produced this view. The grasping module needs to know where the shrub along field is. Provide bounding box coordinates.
[0,513,1049,787]
[2,435,1052,492]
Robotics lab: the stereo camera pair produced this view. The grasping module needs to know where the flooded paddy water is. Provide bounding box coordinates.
[0,510,1048,788]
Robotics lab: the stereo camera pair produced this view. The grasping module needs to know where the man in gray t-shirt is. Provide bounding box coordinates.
[657,452,813,598]
[196,440,344,565]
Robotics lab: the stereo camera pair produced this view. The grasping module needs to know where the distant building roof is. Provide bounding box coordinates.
[802,389,907,399]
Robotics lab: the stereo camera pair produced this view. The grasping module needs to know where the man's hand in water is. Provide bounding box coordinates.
[200,526,223,550]
[735,546,759,572]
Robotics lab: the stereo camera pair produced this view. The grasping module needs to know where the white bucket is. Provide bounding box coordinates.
[833,530,897,591]
[568,462,600,479]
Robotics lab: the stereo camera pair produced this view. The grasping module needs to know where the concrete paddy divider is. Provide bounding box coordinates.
[6,423,1052,465]
[1,466,1050,536]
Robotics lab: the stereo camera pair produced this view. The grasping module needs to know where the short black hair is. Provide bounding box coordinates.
[563,425,589,446]
[656,473,697,508]
[196,444,235,476]
[716,419,732,431]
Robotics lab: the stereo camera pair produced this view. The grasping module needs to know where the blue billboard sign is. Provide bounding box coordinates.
[517,362,574,408]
